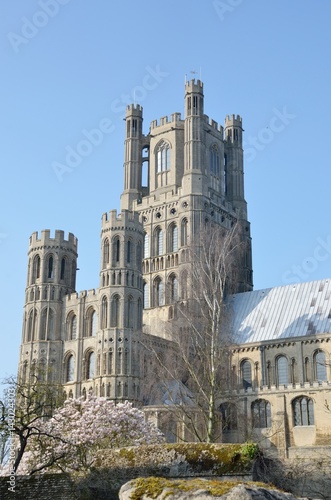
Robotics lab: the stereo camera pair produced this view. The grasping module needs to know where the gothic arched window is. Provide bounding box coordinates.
[27,309,37,342]
[154,277,164,307]
[313,350,327,382]
[71,315,77,340]
[252,399,271,428]
[241,360,252,389]
[67,313,77,340]
[112,237,120,265]
[110,295,120,327]
[32,255,40,283]
[181,218,188,247]
[47,255,54,279]
[276,356,288,386]
[86,352,95,379]
[156,141,171,172]
[101,296,108,329]
[103,238,110,267]
[154,227,163,256]
[86,308,97,337]
[210,145,220,176]
[60,257,66,280]
[168,224,178,253]
[66,355,75,382]
[293,396,314,426]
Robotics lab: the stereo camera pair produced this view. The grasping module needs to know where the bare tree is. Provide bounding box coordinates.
[142,221,248,443]
[0,373,64,473]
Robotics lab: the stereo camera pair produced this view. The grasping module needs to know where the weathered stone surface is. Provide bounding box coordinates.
[222,484,310,500]
[119,479,312,500]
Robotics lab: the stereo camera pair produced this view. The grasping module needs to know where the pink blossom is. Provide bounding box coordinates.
[17,396,164,474]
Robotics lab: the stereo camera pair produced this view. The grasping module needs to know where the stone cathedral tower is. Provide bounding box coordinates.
[18,79,252,404]
[121,79,252,338]
[20,230,78,385]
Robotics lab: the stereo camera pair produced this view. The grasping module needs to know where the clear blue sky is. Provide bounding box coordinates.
[1,0,331,382]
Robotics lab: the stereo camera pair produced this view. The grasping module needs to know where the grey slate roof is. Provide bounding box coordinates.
[229,279,331,344]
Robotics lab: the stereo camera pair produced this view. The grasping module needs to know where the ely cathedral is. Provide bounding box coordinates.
[18,80,331,457]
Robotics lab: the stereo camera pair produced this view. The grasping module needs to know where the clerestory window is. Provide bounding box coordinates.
[241,360,252,389]
[314,350,327,382]
[276,356,288,386]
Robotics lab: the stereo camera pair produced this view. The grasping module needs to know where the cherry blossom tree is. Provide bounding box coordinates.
[18,396,164,475]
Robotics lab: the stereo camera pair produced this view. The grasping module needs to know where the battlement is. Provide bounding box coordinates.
[66,288,96,303]
[29,230,78,250]
[79,288,96,298]
[185,78,203,94]
[101,209,142,231]
[209,118,218,129]
[126,104,143,116]
[198,116,224,136]
[225,114,243,127]
[150,112,183,130]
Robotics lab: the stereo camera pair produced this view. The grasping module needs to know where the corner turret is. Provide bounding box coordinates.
[19,229,78,386]
[121,105,145,211]
[99,209,144,402]
[183,79,206,195]
[224,114,243,145]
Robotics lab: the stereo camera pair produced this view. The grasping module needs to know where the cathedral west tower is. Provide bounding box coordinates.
[121,79,253,338]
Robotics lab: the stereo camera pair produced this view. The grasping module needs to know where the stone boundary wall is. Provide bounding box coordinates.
[0,474,77,500]
[1,444,331,499]
[0,443,256,499]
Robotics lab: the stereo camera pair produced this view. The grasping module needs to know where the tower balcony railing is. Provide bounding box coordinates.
[142,252,180,273]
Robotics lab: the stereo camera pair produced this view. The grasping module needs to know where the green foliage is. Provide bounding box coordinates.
[240,442,260,460]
